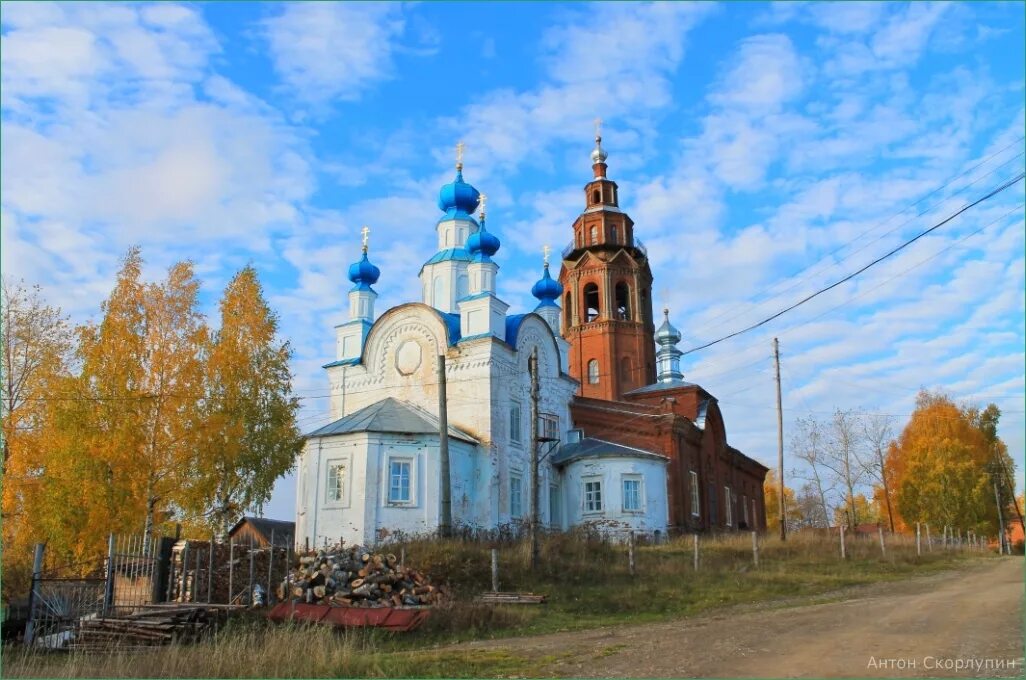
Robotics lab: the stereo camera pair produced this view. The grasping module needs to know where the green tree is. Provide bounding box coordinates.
[186,266,302,536]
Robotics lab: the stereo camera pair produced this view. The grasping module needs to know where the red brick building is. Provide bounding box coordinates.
[558,132,768,534]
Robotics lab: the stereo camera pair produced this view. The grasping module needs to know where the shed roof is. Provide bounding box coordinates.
[228,517,295,547]
[551,436,667,467]
[306,397,479,444]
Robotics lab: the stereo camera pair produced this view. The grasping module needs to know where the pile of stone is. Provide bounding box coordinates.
[279,545,445,608]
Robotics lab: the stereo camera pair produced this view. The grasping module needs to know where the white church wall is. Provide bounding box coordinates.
[561,455,669,537]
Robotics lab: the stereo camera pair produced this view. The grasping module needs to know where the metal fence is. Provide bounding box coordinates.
[24,533,168,647]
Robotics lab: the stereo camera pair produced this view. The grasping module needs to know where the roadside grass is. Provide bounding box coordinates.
[4,531,997,678]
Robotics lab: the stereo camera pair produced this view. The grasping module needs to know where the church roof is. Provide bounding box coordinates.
[306,397,479,444]
[623,378,698,395]
[551,436,667,467]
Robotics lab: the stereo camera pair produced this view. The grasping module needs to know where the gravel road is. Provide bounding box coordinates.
[455,557,1024,678]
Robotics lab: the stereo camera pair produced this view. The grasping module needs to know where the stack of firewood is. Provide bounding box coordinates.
[70,604,229,650]
[279,545,446,608]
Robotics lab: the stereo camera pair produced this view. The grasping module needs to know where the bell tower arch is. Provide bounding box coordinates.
[558,127,656,400]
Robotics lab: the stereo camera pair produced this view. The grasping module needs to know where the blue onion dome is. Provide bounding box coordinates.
[467,195,500,259]
[532,263,563,306]
[655,307,681,344]
[438,158,481,220]
[348,238,380,291]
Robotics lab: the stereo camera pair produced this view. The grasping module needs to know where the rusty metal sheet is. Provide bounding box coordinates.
[266,603,430,631]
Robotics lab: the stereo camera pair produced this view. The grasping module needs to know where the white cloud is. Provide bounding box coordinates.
[263,3,407,106]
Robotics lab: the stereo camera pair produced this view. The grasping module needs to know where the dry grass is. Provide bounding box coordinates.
[4,530,993,678]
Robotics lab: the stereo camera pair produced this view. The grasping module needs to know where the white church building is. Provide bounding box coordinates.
[295,151,671,548]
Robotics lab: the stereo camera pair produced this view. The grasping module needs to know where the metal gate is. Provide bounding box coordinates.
[24,534,167,647]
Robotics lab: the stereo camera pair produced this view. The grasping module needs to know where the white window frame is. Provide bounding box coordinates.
[325,459,349,505]
[510,473,523,518]
[622,475,643,513]
[690,470,700,517]
[584,478,603,514]
[724,486,733,527]
[587,359,600,384]
[509,400,522,445]
[387,457,414,505]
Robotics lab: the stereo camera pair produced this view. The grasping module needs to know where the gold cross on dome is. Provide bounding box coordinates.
[594,117,603,139]
[543,244,551,266]
[456,141,465,168]
[361,225,370,249]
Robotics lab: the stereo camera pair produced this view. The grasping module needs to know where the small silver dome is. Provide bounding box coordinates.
[591,135,608,164]
[655,307,681,345]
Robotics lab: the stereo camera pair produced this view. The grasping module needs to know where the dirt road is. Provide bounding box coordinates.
[456,558,1024,678]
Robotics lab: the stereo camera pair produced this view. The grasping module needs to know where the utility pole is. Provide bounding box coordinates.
[773,337,786,541]
[993,478,1006,555]
[529,348,541,570]
[438,354,452,538]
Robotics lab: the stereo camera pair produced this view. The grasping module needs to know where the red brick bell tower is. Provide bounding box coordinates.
[559,127,656,400]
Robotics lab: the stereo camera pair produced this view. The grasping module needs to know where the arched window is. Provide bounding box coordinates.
[587,359,600,384]
[610,225,618,243]
[620,356,632,387]
[432,276,445,308]
[457,274,469,300]
[592,189,600,205]
[583,283,600,322]
[615,282,631,320]
[640,288,649,324]
[564,292,574,328]
[589,225,598,245]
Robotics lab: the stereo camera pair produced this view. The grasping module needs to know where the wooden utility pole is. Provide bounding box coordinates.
[529,348,541,570]
[773,338,786,541]
[438,354,452,538]
[993,478,1006,555]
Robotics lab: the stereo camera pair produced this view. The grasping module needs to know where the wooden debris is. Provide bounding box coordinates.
[476,591,547,604]
[281,544,447,609]
[68,604,233,651]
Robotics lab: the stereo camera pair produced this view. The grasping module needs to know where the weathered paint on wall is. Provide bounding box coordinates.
[560,455,669,536]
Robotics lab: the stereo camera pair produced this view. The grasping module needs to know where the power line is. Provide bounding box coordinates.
[681,172,1025,357]
[688,138,1025,337]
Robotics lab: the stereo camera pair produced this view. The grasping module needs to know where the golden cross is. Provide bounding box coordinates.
[361,225,370,249]
[594,117,603,139]
[456,141,465,168]
[543,244,551,266]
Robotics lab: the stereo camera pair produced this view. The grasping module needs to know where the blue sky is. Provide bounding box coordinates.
[2,1,1024,521]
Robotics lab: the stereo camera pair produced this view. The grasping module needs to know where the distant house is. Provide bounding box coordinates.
[228,517,295,548]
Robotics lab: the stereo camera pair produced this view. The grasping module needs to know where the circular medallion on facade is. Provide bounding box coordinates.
[395,340,423,376]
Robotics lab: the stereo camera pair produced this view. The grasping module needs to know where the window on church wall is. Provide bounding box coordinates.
[622,476,642,512]
[615,282,631,320]
[457,274,469,300]
[389,460,412,503]
[742,494,749,527]
[584,479,603,513]
[610,225,618,243]
[724,486,733,527]
[583,283,600,321]
[592,189,600,205]
[509,400,522,445]
[432,276,444,308]
[510,474,523,518]
[564,292,573,327]
[326,462,346,503]
[589,225,598,245]
[587,359,599,384]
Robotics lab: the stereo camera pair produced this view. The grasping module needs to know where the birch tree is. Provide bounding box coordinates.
[185,266,302,537]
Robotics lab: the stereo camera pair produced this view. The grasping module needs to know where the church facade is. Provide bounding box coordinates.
[295,135,766,548]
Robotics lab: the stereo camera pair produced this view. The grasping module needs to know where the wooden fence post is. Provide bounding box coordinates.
[490,548,499,593]
[627,531,636,576]
[104,533,116,615]
[840,525,846,560]
[752,531,759,568]
[915,522,921,557]
[925,524,932,552]
[878,525,886,558]
[693,533,699,571]
[228,538,234,605]
[23,543,46,646]
[268,530,275,605]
